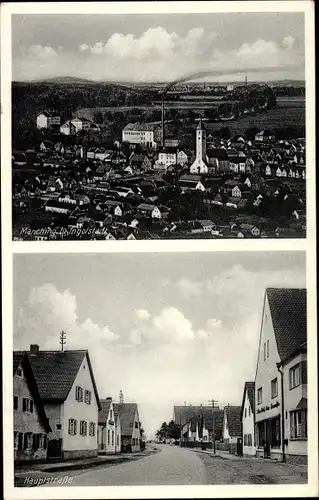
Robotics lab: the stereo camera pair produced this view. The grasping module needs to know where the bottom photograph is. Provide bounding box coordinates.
[12,251,307,487]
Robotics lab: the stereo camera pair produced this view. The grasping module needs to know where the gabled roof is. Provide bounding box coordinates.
[13,352,52,433]
[201,408,224,439]
[173,405,213,427]
[98,398,112,424]
[240,382,255,421]
[113,402,139,437]
[266,288,307,363]
[224,406,242,437]
[26,348,101,409]
[123,122,160,132]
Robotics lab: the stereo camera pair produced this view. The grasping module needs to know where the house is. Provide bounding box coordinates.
[122,123,162,148]
[71,117,92,133]
[198,220,215,232]
[207,148,229,172]
[222,406,242,444]
[177,150,188,166]
[113,402,141,452]
[37,111,61,129]
[240,382,256,456]
[201,408,224,443]
[13,352,51,462]
[179,175,205,192]
[45,200,71,215]
[104,200,123,217]
[254,288,307,463]
[158,148,177,168]
[239,223,260,237]
[137,203,161,219]
[231,185,242,198]
[60,121,77,136]
[98,397,121,454]
[25,344,101,460]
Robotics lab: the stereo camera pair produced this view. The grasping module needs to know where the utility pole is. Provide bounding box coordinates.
[60,331,66,352]
[208,399,219,454]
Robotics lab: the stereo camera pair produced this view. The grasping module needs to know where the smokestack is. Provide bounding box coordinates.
[245,75,248,87]
[119,390,124,404]
[161,97,165,147]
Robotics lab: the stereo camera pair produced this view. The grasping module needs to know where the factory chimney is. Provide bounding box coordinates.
[161,97,165,147]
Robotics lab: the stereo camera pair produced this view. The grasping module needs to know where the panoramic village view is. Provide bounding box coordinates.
[13,252,308,486]
[12,12,306,241]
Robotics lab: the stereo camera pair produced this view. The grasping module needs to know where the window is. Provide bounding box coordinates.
[267,340,269,358]
[68,418,77,435]
[247,434,252,447]
[248,407,251,417]
[18,433,23,450]
[80,421,87,436]
[14,432,18,450]
[107,429,110,445]
[290,410,307,439]
[110,410,113,419]
[13,396,18,410]
[75,386,83,402]
[271,378,278,398]
[289,364,301,389]
[22,398,33,413]
[56,423,62,431]
[16,367,23,377]
[24,433,32,450]
[89,422,95,437]
[263,343,266,361]
[84,390,91,404]
[257,387,263,405]
[112,430,114,446]
[117,435,119,446]
[244,434,248,446]
[135,422,139,429]
[244,408,247,418]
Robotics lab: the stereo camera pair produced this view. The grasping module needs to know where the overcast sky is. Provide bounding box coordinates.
[13,251,305,437]
[12,13,305,82]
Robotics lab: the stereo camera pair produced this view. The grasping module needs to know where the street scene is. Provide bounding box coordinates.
[12,252,308,486]
[11,12,306,240]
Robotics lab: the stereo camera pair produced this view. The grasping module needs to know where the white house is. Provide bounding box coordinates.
[254,288,307,463]
[158,149,177,168]
[37,111,61,129]
[240,382,256,456]
[98,398,121,454]
[137,203,161,219]
[27,344,101,460]
[60,121,76,136]
[71,117,92,133]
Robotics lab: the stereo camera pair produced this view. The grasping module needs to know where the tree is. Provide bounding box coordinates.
[167,420,181,440]
[93,111,104,124]
[156,421,169,441]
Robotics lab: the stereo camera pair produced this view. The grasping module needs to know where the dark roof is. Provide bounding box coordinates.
[202,408,224,439]
[266,288,307,362]
[98,398,112,424]
[26,348,101,409]
[240,382,255,421]
[113,403,139,437]
[207,149,229,160]
[296,397,307,410]
[225,406,242,437]
[124,122,160,132]
[173,405,213,427]
[196,118,206,130]
[13,352,52,433]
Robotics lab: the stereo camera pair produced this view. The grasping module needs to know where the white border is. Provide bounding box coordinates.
[1,1,317,499]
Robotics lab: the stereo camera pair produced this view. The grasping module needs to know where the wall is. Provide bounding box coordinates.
[13,368,48,461]
[242,391,256,456]
[62,355,99,457]
[37,114,48,129]
[131,409,141,452]
[283,353,307,458]
[255,295,282,449]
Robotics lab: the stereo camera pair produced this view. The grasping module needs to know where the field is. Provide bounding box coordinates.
[76,97,305,133]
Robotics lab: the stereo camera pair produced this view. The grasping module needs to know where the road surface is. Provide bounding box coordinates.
[43,444,207,486]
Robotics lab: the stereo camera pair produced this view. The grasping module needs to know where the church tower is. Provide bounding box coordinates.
[190,118,208,174]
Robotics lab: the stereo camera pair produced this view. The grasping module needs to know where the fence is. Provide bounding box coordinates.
[181,440,240,456]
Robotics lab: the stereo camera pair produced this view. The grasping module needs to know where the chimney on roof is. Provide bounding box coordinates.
[30,344,39,356]
[119,390,124,404]
[106,397,112,401]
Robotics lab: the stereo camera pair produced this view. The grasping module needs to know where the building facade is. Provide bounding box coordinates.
[254,288,307,463]
[240,382,256,456]
[190,119,208,174]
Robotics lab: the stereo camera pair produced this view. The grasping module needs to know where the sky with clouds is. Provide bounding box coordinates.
[12,13,305,82]
[13,251,305,437]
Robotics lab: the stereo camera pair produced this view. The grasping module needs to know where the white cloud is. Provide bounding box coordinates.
[176,278,203,299]
[15,283,119,352]
[79,43,89,52]
[28,45,58,59]
[236,39,278,58]
[282,35,295,49]
[136,309,150,320]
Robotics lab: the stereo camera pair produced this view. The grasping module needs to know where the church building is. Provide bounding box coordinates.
[190,119,208,174]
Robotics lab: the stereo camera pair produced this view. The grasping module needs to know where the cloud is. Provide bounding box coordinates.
[176,278,202,299]
[15,283,118,351]
[282,35,295,49]
[28,45,58,59]
[136,309,150,320]
[14,25,304,82]
[79,43,89,52]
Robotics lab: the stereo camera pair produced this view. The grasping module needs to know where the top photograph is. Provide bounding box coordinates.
[11,11,307,241]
